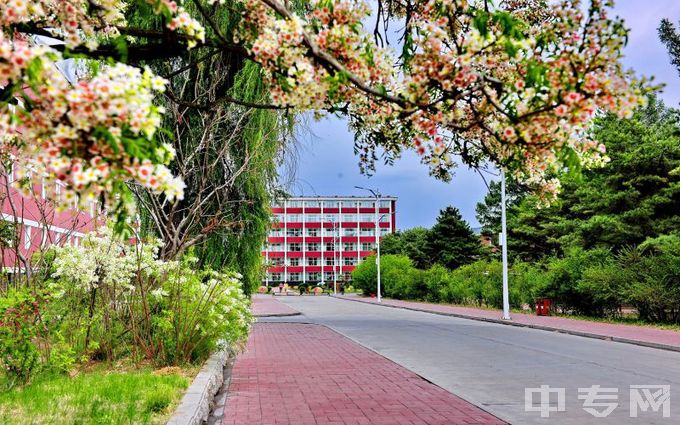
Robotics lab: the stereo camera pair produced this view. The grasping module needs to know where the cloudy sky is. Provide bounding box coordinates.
[286,0,680,230]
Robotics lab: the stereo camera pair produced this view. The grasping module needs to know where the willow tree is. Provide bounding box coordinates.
[123,4,291,293]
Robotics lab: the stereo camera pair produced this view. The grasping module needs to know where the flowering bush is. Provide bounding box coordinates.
[0,227,254,379]
[153,257,252,365]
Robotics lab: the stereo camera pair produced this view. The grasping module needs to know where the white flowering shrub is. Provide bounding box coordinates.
[42,227,252,367]
[153,257,252,365]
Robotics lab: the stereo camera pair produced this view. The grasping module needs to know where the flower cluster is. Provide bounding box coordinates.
[238,0,647,202]
[7,61,185,211]
[0,0,125,49]
[242,0,395,109]
[1,0,201,215]
[145,0,205,48]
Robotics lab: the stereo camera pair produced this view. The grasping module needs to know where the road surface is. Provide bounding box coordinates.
[262,296,680,424]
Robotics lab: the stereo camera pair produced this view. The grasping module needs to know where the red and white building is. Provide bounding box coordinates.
[262,196,397,286]
[1,162,97,273]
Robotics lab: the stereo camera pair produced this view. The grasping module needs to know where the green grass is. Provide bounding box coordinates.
[0,367,192,425]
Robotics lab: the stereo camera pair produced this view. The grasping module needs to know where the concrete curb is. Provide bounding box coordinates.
[331,295,680,354]
[167,349,229,425]
[254,311,302,318]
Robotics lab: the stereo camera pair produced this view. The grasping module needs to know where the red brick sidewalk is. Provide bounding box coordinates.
[251,294,300,317]
[336,295,680,351]
[221,323,504,425]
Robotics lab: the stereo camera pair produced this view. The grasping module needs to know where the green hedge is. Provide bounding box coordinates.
[352,234,680,323]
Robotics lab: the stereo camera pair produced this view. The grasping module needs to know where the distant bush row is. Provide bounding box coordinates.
[352,234,680,323]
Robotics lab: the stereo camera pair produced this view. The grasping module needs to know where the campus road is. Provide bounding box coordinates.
[261,296,680,425]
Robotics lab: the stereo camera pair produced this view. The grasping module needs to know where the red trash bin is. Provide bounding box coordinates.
[535,298,551,316]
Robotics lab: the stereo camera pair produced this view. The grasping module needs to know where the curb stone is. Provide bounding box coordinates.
[167,349,229,425]
[330,295,680,354]
[254,311,302,317]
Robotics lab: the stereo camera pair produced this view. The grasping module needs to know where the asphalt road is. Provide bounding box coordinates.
[262,296,680,424]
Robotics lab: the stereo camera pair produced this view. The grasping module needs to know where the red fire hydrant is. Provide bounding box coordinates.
[535,298,552,316]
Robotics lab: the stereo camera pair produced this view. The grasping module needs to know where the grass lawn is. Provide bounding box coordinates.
[0,366,195,425]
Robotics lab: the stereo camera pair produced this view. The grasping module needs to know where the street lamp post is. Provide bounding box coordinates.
[330,218,338,295]
[355,186,382,303]
[501,169,511,320]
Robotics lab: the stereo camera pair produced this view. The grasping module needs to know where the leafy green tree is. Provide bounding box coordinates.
[475,178,526,238]
[659,18,680,77]
[425,207,481,270]
[380,227,431,269]
[506,96,680,260]
[352,254,415,298]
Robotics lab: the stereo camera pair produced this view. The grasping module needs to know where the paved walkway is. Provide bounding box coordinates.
[221,323,505,425]
[251,294,301,317]
[334,295,680,350]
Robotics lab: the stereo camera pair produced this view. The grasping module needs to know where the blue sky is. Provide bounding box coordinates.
[286,1,680,230]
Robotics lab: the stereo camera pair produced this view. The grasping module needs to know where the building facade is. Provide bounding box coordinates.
[1,162,97,273]
[262,196,397,286]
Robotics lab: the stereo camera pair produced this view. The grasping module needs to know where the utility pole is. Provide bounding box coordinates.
[501,169,510,320]
[355,186,381,302]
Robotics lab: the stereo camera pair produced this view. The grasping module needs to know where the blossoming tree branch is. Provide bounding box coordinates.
[0,0,648,221]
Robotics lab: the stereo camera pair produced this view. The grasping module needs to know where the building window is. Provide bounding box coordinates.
[305,200,320,208]
[360,214,374,222]
[289,272,302,281]
[342,200,357,208]
[287,214,302,222]
[288,257,301,266]
[289,243,302,252]
[270,272,282,281]
[307,272,320,281]
[270,243,283,252]
[343,257,357,266]
[23,226,31,250]
[343,228,357,237]
[270,257,284,266]
[323,271,334,281]
[360,228,374,236]
[306,242,320,251]
[323,214,335,222]
[380,228,390,235]
[287,200,302,208]
[342,272,352,281]
[342,214,356,222]
[5,161,14,185]
[324,201,339,208]
[307,257,319,266]
[286,228,302,237]
[379,215,390,223]
[343,242,356,251]
[305,214,320,222]
[323,227,338,237]
[359,201,374,208]
[273,214,285,223]
[361,242,375,251]
[306,228,319,237]
[270,228,283,237]
[379,200,390,208]
[325,242,334,251]
[325,257,335,266]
